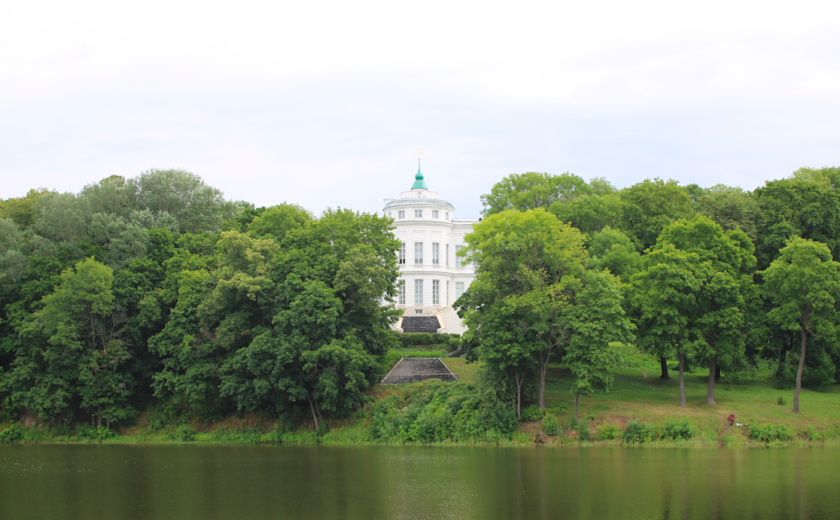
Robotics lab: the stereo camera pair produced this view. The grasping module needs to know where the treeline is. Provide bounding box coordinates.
[0,170,401,429]
[462,167,840,416]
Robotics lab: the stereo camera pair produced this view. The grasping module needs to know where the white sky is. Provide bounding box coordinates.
[1,0,838,218]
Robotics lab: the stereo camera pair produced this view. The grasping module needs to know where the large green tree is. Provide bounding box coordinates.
[481,172,592,216]
[565,270,635,418]
[460,208,588,411]
[761,237,840,414]
[620,178,694,250]
[654,216,756,405]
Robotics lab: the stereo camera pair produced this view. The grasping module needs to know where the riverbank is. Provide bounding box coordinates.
[3,345,839,448]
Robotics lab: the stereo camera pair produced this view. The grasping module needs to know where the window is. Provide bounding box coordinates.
[398,280,405,305]
[415,279,423,305]
[432,280,440,304]
[432,243,440,264]
[432,210,439,218]
[446,281,450,305]
[445,212,449,220]
[414,242,423,264]
[446,244,449,266]
[398,210,405,219]
[389,212,392,218]
[398,243,406,264]
[455,245,464,267]
[455,282,465,300]
[415,209,423,218]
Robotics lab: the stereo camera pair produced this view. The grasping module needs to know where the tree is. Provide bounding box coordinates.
[129,169,240,233]
[246,203,313,242]
[565,270,635,418]
[620,178,694,250]
[761,237,840,414]
[10,258,133,425]
[481,172,592,216]
[460,208,588,412]
[696,185,762,244]
[587,227,642,283]
[655,217,755,405]
[0,188,49,229]
[632,245,707,407]
[754,178,840,269]
[550,194,625,236]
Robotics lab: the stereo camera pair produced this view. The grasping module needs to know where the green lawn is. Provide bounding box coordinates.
[446,345,840,441]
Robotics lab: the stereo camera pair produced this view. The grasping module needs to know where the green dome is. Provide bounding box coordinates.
[411,162,428,190]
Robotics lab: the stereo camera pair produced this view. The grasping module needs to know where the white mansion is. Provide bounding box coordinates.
[383,163,478,333]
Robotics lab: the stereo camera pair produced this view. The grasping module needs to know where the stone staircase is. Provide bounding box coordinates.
[400,316,441,333]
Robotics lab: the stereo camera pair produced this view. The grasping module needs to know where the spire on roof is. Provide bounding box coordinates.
[411,159,428,190]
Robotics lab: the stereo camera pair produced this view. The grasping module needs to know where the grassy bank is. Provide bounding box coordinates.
[2,346,839,447]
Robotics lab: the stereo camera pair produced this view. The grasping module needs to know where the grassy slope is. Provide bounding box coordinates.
[442,346,840,444]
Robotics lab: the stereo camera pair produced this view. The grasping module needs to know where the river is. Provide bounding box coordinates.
[1,444,838,519]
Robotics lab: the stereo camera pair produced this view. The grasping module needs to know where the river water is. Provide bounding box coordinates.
[1,444,838,519]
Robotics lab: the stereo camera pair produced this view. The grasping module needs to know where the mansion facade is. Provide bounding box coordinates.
[383,164,478,331]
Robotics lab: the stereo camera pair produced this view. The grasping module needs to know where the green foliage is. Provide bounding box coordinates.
[541,414,560,436]
[481,172,592,216]
[171,424,197,442]
[620,178,694,250]
[0,424,24,443]
[622,421,653,443]
[520,404,545,422]
[749,424,794,442]
[596,424,621,440]
[587,227,642,282]
[395,333,461,348]
[662,417,694,440]
[571,419,590,441]
[370,382,517,443]
[778,396,786,405]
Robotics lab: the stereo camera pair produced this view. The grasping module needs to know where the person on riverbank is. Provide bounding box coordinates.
[728,413,735,426]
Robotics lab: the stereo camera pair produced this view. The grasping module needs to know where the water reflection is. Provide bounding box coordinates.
[0,445,838,519]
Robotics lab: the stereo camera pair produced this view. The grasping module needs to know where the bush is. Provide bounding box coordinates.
[777,396,786,406]
[622,421,652,443]
[395,333,461,348]
[662,417,694,440]
[520,404,545,422]
[0,424,24,443]
[370,381,517,444]
[749,424,794,443]
[597,424,621,441]
[542,414,560,436]
[75,424,115,442]
[171,425,196,442]
[572,419,590,441]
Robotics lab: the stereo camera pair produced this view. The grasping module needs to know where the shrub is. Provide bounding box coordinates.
[370,381,517,443]
[622,421,652,443]
[520,404,545,422]
[597,424,621,441]
[542,414,560,436]
[777,396,786,406]
[0,424,24,443]
[662,417,694,440]
[571,419,590,441]
[172,425,196,442]
[749,424,793,443]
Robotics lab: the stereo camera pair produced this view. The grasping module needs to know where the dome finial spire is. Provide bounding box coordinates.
[412,149,427,190]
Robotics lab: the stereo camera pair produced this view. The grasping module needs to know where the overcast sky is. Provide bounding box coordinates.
[1,0,838,218]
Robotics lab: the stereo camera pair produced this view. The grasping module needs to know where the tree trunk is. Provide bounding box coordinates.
[515,370,525,420]
[678,353,686,408]
[794,325,807,414]
[307,396,320,430]
[574,394,579,419]
[91,414,95,427]
[659,356,670,380]
[538,364,547,409]
[97,413,101,428]
[715,364,722,381]
[106,417,110,429]
[706,356,716,405]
